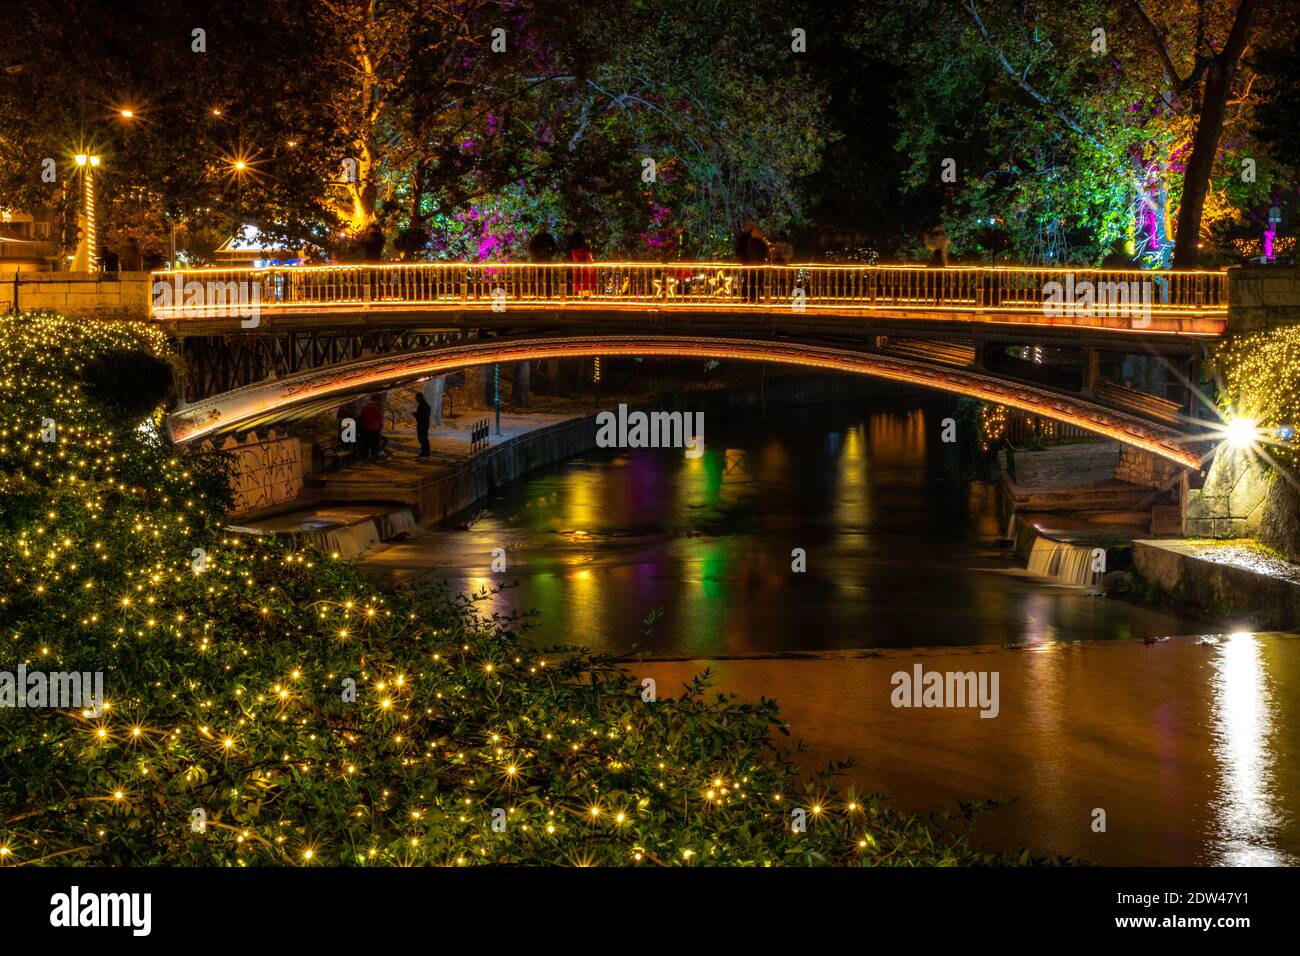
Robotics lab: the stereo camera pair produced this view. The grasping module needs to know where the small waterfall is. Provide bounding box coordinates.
[1004,511,1018,550]
[381,508,417,540]
[1026,537,1101,587]
[318,520,381,558]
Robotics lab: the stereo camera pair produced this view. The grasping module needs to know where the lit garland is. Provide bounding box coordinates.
[0,311,1037,867]
[979,404,1009,452]
[1213,326,1300,471]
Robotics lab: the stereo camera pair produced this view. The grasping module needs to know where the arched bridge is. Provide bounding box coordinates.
[154,261,1231,468]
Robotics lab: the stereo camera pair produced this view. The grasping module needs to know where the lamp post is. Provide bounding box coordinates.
[72,154,100,272]
[231,159,248,208]
[494,363,501,437]
[1265,206,1281,262]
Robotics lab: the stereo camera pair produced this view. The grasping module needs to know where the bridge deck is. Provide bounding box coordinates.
[150,262,1229,337]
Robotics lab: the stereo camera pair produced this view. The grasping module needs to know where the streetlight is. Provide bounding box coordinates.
[1225,417,1259,450]
[229,157,250,208]
[72,153,100,272]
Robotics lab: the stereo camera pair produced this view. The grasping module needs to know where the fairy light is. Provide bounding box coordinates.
[0,313,1014,868]
[1214,326,1300,470]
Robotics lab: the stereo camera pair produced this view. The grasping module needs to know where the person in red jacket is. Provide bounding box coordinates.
[568,231,595,296]
[359,395,385,460]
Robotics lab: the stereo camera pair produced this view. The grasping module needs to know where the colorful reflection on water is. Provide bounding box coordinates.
[419,396,1205,655]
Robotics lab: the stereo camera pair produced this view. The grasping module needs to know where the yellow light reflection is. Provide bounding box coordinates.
[1209,632,1287,865]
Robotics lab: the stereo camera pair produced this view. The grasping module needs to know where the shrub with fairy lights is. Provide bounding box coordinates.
[0,312,1038,866]
[1214,326,1300,473]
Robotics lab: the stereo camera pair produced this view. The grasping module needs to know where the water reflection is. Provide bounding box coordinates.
[365,395,1300,865]
[1210,633,1288,865]
[414,396,1208,656]
[636,634,1300,866]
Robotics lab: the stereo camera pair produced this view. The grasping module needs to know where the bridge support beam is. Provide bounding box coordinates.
[423,376,446,427]
[1084,349,1100,397]
[166,334,1206,470]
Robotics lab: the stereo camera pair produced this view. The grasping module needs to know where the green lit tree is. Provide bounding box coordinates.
[866,0,1296,266]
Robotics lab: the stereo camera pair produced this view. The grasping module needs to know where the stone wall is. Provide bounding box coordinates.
[1227,264,1300,334]
[1133,540,1300,629]
[198,430,307,517]
[1115,444,1181,489]
[1183,445,1270,537]
[1194,263,1300,543]
[1259,476,1300,562]
[0,271,152,319]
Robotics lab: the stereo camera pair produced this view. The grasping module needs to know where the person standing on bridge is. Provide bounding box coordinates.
[361,220,386,303]
[769,230,794,265]
[735,219,768,303]
[413,390,432,458]
[361,221,386,262]
[922,225,950,267]
[528,230,558,298]
[922,224,950,305]
[568,231,595,297]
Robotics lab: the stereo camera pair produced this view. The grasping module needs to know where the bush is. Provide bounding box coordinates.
[0,312,1041,866]
[80,349,175,419]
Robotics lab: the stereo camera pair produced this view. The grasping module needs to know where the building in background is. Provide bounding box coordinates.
[216,225,312,267]
[0,206,58,271]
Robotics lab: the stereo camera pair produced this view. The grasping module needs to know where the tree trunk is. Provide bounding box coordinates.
[512,362,530,408]
[1172,0,1259,268]
[464,366,489,409]
[423,376,445,426]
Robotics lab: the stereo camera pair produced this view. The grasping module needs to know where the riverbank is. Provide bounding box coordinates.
[1134,538,1300,629]
[233,374,924,560]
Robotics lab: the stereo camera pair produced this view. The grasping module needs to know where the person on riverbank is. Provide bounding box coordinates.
[413,390,432,458]
[360,395,385,460]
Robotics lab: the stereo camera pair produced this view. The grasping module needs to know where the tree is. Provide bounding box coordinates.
[0,0,349,259]
[1126,0,1260,266]
[869,0,1294,266]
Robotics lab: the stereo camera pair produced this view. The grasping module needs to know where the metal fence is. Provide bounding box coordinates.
[149,261,1229,320]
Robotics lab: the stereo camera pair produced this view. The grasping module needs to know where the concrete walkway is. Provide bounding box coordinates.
[306,411,577,504]
[1001,441,1157,525]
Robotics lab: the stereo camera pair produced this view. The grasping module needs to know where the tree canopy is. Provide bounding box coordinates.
[0,0,1294,265]
[870,0,1297,266]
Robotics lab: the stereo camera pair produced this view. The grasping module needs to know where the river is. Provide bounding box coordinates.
[368,394,1300,865]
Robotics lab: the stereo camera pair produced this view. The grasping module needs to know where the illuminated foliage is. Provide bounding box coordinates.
[0,313,1041,866]
[1214,326,1300,471]
[871,0,1297,266]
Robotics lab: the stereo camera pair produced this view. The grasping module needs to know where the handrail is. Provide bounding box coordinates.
[149,261,1230,325]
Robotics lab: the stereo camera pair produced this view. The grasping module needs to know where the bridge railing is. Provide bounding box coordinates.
[149,262,1229,320]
